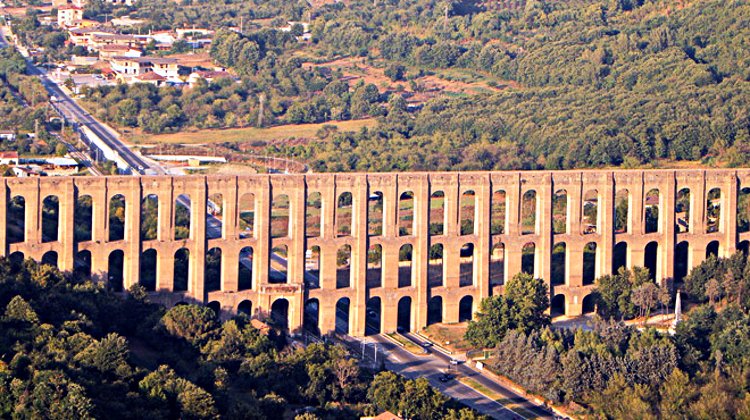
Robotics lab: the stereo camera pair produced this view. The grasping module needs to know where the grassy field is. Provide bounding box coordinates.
[130,118,377,145]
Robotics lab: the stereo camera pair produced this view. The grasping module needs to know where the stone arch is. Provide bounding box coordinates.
[140,248,157,291]
[397,296,412,332]
[706,188,721,233]
[271,194,290,238]
[270,245,288,284]
[207,301,221,318]
[336,244,352,289]
[108,194,126,242]
[75,194,93,242]
[490,243,505,288]
[75,250,91,278]
[173,248,190,292]
[304,298,320,336]
[335,297,350,334]
[706,240,720,259]
[521,190,537,235]
[238,300,253,317]
[428,243,444,288]
[366,297,382,335]
[427,296,443,325]
[207,192,224,240]
[108,250,124,292]
[459,296,474,322]
[582,189,598,234]
[551,243,566,286]
[644,241,659,281]
[141,194,158,241]
[399,244,413,288]
[491,190,506,235]
[238,193,255,239]
[7,195,25,244]
[238,246,253,291]
[306,191,322,237]
[645,188,659,234]
[336,191,353,237]
[459,243,474,287]
[674,241,690,282]
[430,190,445,236]
[368,191,384,236]
[522,242,535,276]
[41,195,60,243]
[399,191,414,236]
[9,251,24,267]
[582,294,596,314]
[676,188,691,233]
[739,240,750,256]
[551,294,566,317]
[553,189,568,234]
[615,189,629,234]
[460,190,476,235]
[270,298,289,330]
[739,187,750,233]
[305,245,321,289]
[205,247,222,292]
[174,194,191,240]
[367,244,383,288]
[583,242,597,286]
[41,251,58,268]
[613,242,628,274]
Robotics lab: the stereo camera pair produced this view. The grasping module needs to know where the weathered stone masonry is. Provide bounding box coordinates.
[3,169,750,337]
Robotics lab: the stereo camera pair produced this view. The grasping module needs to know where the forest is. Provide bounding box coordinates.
[0,257,483,419]
[467,252,750,418]
[85,0,750,171]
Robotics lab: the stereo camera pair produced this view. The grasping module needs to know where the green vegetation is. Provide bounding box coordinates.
[0,257,484,419]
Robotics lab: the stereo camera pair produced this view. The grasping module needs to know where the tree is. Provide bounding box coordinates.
[367,371,403,414]
[384,64,406,81]
[4,295,39,324]
[659,369,697,419]
[706,278,721,305]
[632,282,659,323]
[161,304,218,347]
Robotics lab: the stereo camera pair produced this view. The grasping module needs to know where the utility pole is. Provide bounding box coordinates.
[257,92,265,127]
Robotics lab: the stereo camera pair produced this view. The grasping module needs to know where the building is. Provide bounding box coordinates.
[90,33,140,50]
[0,131,16,142]
[57,5,84,27]
[187,70,233,87]
[98,44,142,59]
[53,0,86,7]
[134,71,166,86]
[0,152,19,165]
[109,56,180,80]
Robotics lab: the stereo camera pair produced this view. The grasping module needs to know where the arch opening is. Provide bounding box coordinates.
[173,248,190,292]
[141,194,159,241]
[335,297,350,334]
[368,191,383,236]
[366,297,382,335]
[706,241,720,259]
[174,194,191,240]
[613,242,628,274]
[305,245,321,289]
[108,250,124,292]
[398,191,414,236]
[739,187,750,234]
[270,298,289,331]
[304,298,320,336]
[397,296,412,332]
[7,196,25,244]
[271,194,290,238]
[427,296,443,325]
[428,244,444,288]
[490,243,505,290]
[238,246,253,291]
[459,243,474,287]
[583,190,598,234]
[706,188,721,233]
[615,189,629,234]
[207,301,221,318]
[207,193,224,240]
[205,247,222,292]
[140,249,157,291]
[75,250,92,279]
[306,191,322,238]
[270,245,288,284]
[583,242,597,286]
[460,190,476,235]
[551,243,566,286]
[239,193,255,239]
[430,190,445,236]
[676,188,691,233]
[491,190,506,235]
[398,244,413,288]
[75,194,93,242]
[41,251,58,268]
[367,244,383,288]
[108,194,126,242]
[644,241,658,282]
[337,244,352,289]
[521,242,535,276]
[645,189,659,234]
[41,195,59,243]
[238,300,253,318]
[521,190,537,235]
[552,189,567,235]
[582,294,596,314]
[336,191,353,237]
[551,294,566,317]
[459,296,473,322]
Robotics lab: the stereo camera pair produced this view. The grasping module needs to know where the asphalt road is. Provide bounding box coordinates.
[365,333,555,420]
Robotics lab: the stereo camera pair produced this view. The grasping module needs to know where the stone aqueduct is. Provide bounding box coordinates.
[3,169,750,337]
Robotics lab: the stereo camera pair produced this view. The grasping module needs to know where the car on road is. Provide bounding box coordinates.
[422,341,433,348]
[449,358,460,365]
[438,373,453,383]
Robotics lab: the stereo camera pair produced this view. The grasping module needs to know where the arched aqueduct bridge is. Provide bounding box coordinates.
[3,169,750,337]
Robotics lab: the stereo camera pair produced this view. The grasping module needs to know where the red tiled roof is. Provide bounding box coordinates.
[136,72,166,81]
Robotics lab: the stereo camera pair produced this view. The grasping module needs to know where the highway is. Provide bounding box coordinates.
[363,333,555,420]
